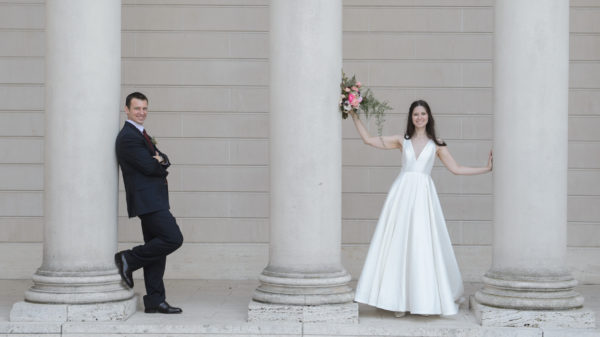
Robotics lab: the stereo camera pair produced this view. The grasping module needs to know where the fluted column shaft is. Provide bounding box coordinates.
[475,0,583,310]
[252,0,354,306]
[21,0,132,307]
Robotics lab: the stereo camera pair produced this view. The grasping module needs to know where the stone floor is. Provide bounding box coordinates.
[0,280,598,336]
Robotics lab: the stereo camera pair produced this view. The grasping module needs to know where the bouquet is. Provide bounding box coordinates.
[339,71,391,136]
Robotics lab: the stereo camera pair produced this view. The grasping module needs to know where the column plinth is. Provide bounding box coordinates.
[253,269,354,306]
[10,0,135,322]
[472,0,594,328]
[248,0,357,323]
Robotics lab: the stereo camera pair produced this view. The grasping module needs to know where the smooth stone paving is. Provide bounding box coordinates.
[0,280,598,336]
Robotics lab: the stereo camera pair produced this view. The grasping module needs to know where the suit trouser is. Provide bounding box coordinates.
[125,209,183,308]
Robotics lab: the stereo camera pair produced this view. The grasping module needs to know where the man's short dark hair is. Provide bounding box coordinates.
[125,92,148,108]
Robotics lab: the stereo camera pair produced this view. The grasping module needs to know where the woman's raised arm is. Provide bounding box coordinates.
[350,111,402,150]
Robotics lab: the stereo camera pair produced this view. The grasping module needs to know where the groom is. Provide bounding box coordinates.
[115,92,184,314]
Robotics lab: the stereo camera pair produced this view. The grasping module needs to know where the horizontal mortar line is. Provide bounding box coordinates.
[569,140,600,143]
[0,28,44,33]
[346,58,491,63]
[344,31,493,35]
[0,55,42,59]
[345,30,493,34]
[142,136,269,141]
[343,137,493,141]
[121,84,268,88]
[342,218,492,222]
[123,30,267,34]
[0,241,43,244]
[571,32,600,36]
[0,215,41,218]
[569,87,600,90]
[168,165,269,169]
[0,82,43,86]
[118,241,269,246]
[122,29,268,33]
[0,110,44,113]
[0,163,42,166]
[342,192,492,196]
[0,189,42,192]
[138,111,269,115]
[0,1,43,4]
[0,163,43,165]
[169,190,268,194]
[348,86,494,89]
[568,168,600,171]
[164,190,269,193]
[0,83,43,87]
[344,5,493,8]
[125,216,269,220]
[118,241,270,245]
[122,3,268,8]
[173,164,268,167]
[358,112,494,116]
[0,135,43,139]
[571,60,600,63]
[344,58,492,62]
[122,57,267,61]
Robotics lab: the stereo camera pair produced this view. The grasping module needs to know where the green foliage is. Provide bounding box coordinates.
[340,71,391,136]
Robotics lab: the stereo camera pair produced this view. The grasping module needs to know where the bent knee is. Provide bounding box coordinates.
[167,231,183,250]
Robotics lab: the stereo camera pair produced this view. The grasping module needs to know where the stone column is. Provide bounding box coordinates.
[10,0,136,322]
[248,0,357,323]
[472,0,595,329]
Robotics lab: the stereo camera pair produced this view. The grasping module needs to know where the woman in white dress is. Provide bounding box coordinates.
[351,100,492,317]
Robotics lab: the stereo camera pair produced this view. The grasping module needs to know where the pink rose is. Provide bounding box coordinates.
[356,82,362,87]
[349,93,361,107]
[351,86,358,91]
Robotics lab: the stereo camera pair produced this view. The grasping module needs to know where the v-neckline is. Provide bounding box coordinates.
[411,138,431,161]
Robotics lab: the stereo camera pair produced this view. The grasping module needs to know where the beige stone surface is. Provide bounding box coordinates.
[0,280,598,336]
[0,0,598,289]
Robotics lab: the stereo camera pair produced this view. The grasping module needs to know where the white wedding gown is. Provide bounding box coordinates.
[354,138,463,316]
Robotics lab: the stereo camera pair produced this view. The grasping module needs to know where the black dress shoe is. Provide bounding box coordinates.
[114,251,134,288]
[145,301,182,314]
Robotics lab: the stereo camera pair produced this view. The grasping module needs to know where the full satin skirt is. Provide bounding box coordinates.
[354,171,463,316]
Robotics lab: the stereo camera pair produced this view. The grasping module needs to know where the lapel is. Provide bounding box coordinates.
[124,122,155,153]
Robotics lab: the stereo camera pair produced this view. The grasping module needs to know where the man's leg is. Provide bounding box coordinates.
[122,210,183,309]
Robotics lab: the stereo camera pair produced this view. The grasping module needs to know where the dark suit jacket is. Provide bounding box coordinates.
[116,122,171,218]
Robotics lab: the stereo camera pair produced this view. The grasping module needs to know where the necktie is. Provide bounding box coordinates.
[142,129,156,152]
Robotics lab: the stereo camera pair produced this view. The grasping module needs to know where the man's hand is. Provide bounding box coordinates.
[153,151,164,164]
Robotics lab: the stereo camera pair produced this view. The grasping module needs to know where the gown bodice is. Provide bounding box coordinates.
[401,138,436,175]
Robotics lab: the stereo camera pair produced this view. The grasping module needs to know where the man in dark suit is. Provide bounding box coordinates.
[115,92,184,314]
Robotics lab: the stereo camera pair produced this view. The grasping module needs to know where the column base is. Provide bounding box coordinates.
[475,269,585,310]
[10,295,138,322]
[248,300,358,323]
[24,269,134,304]
[470,296,596,329]
[253,268,355,305]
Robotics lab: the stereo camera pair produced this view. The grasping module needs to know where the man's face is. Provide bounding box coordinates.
[125,98,148,125]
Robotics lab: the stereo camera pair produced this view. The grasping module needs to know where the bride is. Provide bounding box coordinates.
[350,100,492,317]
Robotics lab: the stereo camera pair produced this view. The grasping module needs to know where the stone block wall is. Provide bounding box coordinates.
[0,0,598,283]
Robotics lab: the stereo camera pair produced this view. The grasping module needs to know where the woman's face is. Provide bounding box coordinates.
[412,105,428,129]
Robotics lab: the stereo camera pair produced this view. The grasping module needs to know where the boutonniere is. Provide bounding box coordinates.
[151,137,157,145]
